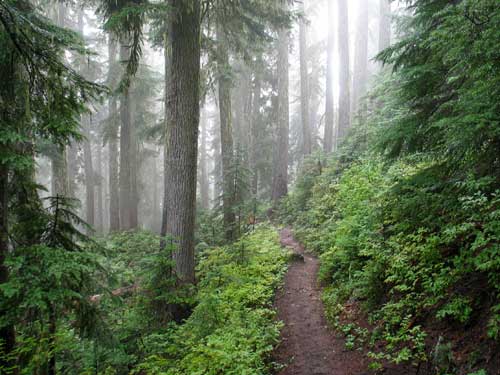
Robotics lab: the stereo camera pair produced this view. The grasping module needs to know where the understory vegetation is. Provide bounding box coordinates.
[280,1,500,373]
[2,227,286,374]
[281,155,499,373]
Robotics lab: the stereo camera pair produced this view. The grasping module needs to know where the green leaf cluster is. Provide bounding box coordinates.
[136,227,287,375]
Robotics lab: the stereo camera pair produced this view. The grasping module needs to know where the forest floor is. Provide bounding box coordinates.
[273,228,369,375]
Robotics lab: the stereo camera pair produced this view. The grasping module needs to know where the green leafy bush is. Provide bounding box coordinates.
[283,156,500,367]
[136,226,287,374]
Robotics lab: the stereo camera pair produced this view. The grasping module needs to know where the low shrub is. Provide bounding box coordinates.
[136,226,288,374]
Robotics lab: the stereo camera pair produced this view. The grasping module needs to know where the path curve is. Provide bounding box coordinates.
[274,228,367,375]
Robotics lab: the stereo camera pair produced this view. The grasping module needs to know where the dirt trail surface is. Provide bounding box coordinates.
[274,228,367,375]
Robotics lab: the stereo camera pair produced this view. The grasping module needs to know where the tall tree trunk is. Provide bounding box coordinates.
[108,98,120,231]
[337,0,351,142]
[152,151,160,233]
[216,25,236,242]
[212,117,222,203]
[103,147,110,233]
[119,40,133,230]
[161,31,171,241]
[51,1,69,197]
[232,64,243,148]
[199,108,210,210]
[299,0,312,156]
[108,37,120,232]
[379,0,391,53]
[353,0,369,116]
[0,165,16,371]
[66,4,79,201]
[324,0,335,153]
[250,66,262,196]
[51,148,70,197]
[272,22,290,204]
[163,0,201,283]
[96,141,103,234]
[56,1,66,27]
[83,116,95,228]
[129,91,139,230]
[234,63,252,162]
[67,144,78,199]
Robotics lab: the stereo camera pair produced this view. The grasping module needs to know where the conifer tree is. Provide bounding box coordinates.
[163,0,201,283]
[324,0,335,153]
[0,0,103,365]
[337,0,350,142]
[272,15,290,203]
[299,0,312,156]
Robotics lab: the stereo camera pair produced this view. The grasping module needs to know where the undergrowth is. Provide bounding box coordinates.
[135,226,288,374]
[279,155,500,374]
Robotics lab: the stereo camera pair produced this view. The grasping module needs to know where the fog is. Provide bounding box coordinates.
[30,0,395,236]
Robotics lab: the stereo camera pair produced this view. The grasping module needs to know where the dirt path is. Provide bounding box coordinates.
[274,228,367,375]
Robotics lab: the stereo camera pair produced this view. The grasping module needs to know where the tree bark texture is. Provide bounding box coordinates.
[324,0,335,153]
[163,0,201,283]
[272,24,290,204]
[51,149,70,197]
[67,143,78,199]
[250,67,261,196]
[299,0,312,156]
[96,140,103,233]
[379,0,391,53]
[108,37,120,232]
[83,116,95,228]
[51,2,70,198]
[199,108,210,210]
[217,25,236,242]
[119,40,134,230]
[337,0,351,142]
[353,1,369,115]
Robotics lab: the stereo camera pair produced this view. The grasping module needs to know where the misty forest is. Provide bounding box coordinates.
[1,0,499,374]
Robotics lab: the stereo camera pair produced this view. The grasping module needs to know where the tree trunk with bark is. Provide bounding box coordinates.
[353,0,369,116]
[129,91,139,230]
[83,116,95,228]
[96,140,103,234]
[51,149,70,197]
[67,143,78,199]
[299,0,312,156]
[216,25,236,242]
[163,0,201,283]
[212,117,222,203]
[51,2,70,198]
[272,23,290,204]
[379,0,391,53]
[250,65,262,196]
[199,108,210,210]
[119,40,133,230]
[324,0,335,153]
[161,30,171,242]
[234,63,252,162]
[337,0,351,142]
[108,37,120,232]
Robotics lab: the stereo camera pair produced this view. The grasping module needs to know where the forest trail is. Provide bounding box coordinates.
[274,228,367,375]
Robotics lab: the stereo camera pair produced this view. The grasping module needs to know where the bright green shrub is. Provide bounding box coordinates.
[285,156,500,367]
[136,227,287,374]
